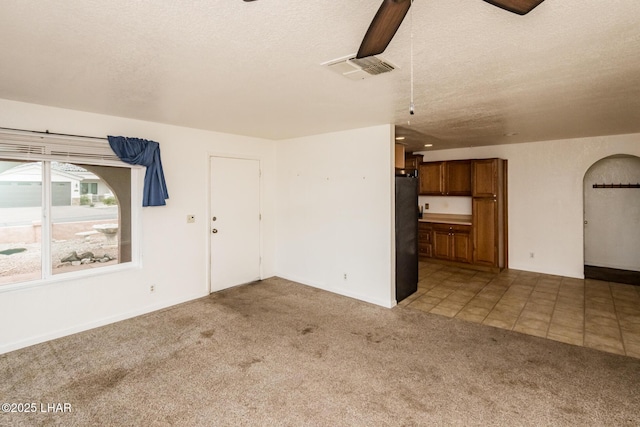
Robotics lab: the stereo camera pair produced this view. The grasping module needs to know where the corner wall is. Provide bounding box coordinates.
[0,99,277,354]
[415,133,640,278]
[275,125,395,307]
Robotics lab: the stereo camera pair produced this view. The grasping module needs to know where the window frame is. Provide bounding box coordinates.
[0,129,143,293]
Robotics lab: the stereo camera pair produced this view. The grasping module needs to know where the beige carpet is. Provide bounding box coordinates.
[1,277,639,426]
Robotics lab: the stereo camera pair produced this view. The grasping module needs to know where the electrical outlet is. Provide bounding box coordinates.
[150,285,155,293]
[529,252,535,259]
[187,215,195,223]
[343,273,347,280]
[425,203,429,210]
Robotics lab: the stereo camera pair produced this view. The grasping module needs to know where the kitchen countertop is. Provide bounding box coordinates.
[418,213,472,226]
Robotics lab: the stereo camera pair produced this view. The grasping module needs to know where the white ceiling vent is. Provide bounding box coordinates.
[322,54,397,80]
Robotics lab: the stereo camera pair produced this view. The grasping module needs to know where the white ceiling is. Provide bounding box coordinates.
[0,0,639,152]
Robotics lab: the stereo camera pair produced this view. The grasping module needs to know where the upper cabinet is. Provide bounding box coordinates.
[404,155,422,171]
[419,160,471,196]
[472,159,499,197]
[446,160,472,196]
[419,162,445,195]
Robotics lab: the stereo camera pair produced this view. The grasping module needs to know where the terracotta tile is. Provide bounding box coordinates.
[425,287,455,299]
[534,284,560,295]
[397,296,417,307]
[519,308,552,323]
[584,287,612,298]
[491,303,524,316]
[584,323,621,340]
[585,300,616,313]
[585,305,616,318]
[464,281,489,292]
[555,296,584,308]
[550,312,584,329]
[407,299,435,313]
[483,316,517,330]
[537,278,563,288]
[529,291,557,303]
[619,313,640,332]
[559,280,584,289]
[621,330,640,346]
[610,283,639,298]
[613,300,640,315]
[584,334,625,355]
[458,305,492,318]
[524,300,555,313]
[455,311,487,324]
[473,272,497,282]
[513,323,548,338]
[585,279,608,288]
[547,331,584,346]
[515,317,550,332]
[623,341,640,359]
[584,315,619,329]
[446,291,476,304]
[477,290,507,301]
[501,294,531,306]
[548,323,584,342]
[437,299,467,311]
[430,304,461,318]
[416,295,444,306]
[466,297,498,310]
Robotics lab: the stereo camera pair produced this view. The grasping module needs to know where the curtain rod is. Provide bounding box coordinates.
[0,126,108,141]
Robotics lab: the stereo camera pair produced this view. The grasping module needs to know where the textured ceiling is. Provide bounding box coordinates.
[0,0,639,152]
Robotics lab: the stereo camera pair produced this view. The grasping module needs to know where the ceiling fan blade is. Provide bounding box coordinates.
[356,0,411,59]
[483,0,545,15]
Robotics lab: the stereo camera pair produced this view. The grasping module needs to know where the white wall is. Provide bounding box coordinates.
[418,195,472,215]
[416,133,640,278]
[584,155,640,271]
[275,125,395,308]
[0,99,277,354]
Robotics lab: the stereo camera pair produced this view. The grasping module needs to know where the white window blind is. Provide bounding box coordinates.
[0,129,123,166]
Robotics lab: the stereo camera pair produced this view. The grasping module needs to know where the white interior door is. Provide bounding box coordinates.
[210,156,261,292]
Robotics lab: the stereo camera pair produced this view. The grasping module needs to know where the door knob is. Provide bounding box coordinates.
[584,220,588,225]
[212,229,218,234]
[212,216,217,221]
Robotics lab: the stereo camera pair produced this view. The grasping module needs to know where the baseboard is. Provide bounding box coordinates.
[0,292,207,355]
[275,273,396,309]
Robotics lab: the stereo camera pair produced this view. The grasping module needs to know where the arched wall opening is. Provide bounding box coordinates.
[583,154,640,284]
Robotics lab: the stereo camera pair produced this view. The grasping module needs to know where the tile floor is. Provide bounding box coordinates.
[399,261,640,359]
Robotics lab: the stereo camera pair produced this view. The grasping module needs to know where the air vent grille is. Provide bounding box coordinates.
[322,54,397,80]
[349,57,395,75]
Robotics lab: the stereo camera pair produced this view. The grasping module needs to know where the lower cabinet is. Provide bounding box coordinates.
[430,224,472,264]
[418,223,433,258]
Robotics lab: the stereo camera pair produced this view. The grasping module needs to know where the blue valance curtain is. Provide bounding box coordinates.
[107,136,169,207]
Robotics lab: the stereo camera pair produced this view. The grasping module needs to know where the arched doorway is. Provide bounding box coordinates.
[583,154,640,285]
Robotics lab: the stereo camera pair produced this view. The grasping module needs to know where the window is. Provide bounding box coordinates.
[0,130,139,288]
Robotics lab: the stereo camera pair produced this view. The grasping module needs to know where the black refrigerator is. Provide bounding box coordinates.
[395,176,418,302]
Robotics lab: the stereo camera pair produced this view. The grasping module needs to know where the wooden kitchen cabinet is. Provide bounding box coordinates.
[446,160,472,196]
[404,154,422,171]
[419,162,445,195]
[472,158,507,270]
[472,158,499,197]
[418,222,433,258]
[432,224,472,263]
[419,160,471,196]
[472,198,498,267]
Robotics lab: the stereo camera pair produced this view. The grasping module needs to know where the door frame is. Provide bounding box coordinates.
[207,153,263,294]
